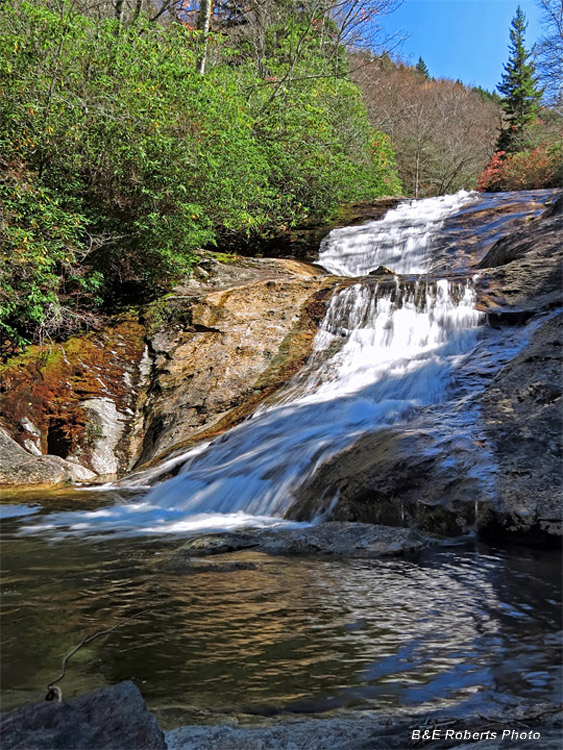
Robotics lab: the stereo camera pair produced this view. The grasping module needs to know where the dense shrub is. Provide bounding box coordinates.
[477,142,562,192]
[0,1,400,350]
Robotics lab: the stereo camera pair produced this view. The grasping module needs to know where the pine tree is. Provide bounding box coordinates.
[497,6,543,152]
[415,56,430,78]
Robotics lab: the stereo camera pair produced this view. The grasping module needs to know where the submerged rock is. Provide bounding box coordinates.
[0,681,166,750]
[165,523,427,568]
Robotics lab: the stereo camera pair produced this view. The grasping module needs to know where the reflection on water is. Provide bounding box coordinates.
[1,512,561,728]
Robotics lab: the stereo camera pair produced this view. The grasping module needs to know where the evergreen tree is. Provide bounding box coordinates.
[497,6,543,152]
[415,56,430,78]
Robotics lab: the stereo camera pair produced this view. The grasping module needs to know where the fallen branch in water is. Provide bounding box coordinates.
[45,610,148,703]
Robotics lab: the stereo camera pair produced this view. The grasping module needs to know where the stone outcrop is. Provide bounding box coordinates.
[0,426,96,488]
[476,196,562,316]
[0,316,148,482]
[0,681,166,750]
[288,430,486,537]
[479,313,562,540]
[137,258,335,467]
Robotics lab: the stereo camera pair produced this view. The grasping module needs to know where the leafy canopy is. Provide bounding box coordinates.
[0,0,400,352]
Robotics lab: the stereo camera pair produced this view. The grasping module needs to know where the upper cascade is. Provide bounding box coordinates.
[318,191,477,277]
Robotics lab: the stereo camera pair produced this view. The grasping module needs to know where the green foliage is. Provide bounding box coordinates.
[473,86,502,104]
[0,1,400,350]
[0,167,103,350]
[497,6,544,152]
[415,57,430,78]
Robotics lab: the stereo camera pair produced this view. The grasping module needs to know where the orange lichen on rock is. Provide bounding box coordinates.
[0,315,146,472]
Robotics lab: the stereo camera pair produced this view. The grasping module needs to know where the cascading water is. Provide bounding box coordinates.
[317,191,477,276]
[22,191,486,537]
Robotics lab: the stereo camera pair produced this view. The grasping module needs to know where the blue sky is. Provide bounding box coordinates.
[378,0,543,92]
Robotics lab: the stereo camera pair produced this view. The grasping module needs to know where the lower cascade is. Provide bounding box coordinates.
[22,190,494,537]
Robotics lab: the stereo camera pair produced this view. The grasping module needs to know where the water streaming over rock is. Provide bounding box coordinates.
[21,191,487,536]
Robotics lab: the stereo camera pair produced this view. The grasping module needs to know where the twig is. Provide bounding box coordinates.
[45,610,148,702]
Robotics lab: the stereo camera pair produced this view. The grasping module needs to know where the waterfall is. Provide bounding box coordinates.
[22,191,485,537]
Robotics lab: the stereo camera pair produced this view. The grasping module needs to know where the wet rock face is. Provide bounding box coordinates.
[0,257,333,487]
[289,195,563,543]
[480,313,562,541]
[0,681,166,750]
[288,430,485,537]
[136,259,335,467]
[475,195,562,316]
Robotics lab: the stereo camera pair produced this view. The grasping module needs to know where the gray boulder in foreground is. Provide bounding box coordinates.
[165,705,563,750]
[0,681,166,750]
[0,426,96,488]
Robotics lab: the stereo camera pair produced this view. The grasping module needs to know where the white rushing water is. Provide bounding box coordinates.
[22,191,485,537]
[318,191,476,277]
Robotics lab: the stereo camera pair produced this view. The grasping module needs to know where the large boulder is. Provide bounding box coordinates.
[0,681,166,750]
[135,258,335,468]
[0,426,96,487]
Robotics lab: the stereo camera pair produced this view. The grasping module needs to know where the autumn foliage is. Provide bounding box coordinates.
[477,143,562,192]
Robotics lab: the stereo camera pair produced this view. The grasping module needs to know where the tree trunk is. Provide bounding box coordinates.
[197,0,213,76]
[115,0,125,24]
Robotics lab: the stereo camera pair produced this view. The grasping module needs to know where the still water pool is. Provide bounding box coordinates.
[1,496,561,729]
